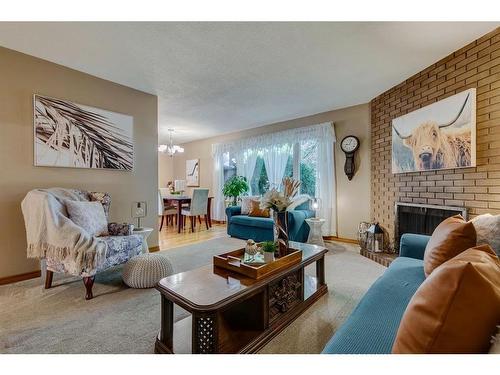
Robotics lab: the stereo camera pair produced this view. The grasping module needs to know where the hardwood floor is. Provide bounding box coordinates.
[158,218,229,251]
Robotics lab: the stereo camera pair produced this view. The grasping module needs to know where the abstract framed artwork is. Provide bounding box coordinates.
[34,95,134,170]
[186,159,200,186]
[392,88,476,174]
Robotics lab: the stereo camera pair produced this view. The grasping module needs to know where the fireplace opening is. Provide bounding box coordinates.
[394,203,467,253]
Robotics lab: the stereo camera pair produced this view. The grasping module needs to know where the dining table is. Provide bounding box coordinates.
[163,195,214,233]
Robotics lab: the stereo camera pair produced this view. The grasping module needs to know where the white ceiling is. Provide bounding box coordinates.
[0,22,497,144]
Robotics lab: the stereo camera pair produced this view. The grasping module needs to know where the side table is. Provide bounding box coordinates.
[305,218,325,246]
[132,227,154,252]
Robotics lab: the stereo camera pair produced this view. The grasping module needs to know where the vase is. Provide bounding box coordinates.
[272,210,289,258]
[264,252,274,263]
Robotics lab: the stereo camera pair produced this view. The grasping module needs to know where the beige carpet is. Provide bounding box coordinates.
[0,238,385,354]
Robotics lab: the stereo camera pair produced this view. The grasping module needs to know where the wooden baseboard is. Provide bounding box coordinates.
[323,236,359,244]
[149,246,160,252]
[211,220,226,224]
[0,270,41,286]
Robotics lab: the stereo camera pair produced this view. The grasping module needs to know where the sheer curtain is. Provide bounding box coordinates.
[261,143,292,189]
[237,149,258,194]
[211,144,227,221]
[212,122,336,232]
[316,124,336,236]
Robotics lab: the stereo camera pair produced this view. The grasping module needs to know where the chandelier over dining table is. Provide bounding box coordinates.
[158,128,184,156]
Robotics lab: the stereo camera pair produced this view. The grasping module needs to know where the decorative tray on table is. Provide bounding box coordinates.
[213,247,302,280]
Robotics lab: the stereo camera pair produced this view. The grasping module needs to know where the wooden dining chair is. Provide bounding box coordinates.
[181,188,209,232]
[158,189,177,231]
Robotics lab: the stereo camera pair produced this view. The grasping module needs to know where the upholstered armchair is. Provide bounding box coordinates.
[21,188,145,300]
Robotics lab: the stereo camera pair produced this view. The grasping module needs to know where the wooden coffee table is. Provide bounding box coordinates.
[155,241,328,354]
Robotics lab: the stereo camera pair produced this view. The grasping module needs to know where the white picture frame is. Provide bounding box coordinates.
[186,159,200,187]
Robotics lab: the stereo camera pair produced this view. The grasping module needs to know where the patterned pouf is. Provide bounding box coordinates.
[122,253,174,288]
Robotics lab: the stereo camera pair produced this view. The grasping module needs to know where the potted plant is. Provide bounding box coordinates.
[222,176,249,206]
[261,241,276,263]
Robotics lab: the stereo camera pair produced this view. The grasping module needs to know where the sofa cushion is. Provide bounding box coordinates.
[322,256,425,354]
[471,214,500,256]
[424,215,476,277]
[65,200,109,237]
[230,215,274,230]
[393,245,500,354]
[248,200,270,218]
[240,196,259,215]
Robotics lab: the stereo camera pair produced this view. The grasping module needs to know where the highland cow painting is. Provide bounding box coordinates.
[392,89,476,174]
[34,95,134,170]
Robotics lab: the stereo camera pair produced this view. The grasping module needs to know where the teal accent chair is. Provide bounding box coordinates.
[225,202,315,243]
[322,233,430,354]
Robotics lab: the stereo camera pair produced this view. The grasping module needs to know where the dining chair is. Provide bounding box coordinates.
[158,189,177,231]
[181,188,209,232]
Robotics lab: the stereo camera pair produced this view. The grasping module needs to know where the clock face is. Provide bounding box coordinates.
[341,136,359,153]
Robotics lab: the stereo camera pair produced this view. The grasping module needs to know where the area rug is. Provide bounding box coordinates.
[0,238,384,354]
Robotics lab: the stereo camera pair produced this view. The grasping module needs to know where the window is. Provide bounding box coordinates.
[223,152,237,183]
[299,140,317,197]
[246,142,316,197]
[250,156,268,196]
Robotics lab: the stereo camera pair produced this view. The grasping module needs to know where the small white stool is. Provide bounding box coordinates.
[122,253,174,288]
[306,218,325,246]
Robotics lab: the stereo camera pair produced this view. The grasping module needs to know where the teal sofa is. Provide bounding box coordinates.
[225,205,315,243]
[322,233,430,354]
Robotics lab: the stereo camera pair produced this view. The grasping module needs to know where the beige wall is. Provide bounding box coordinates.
[371,27,500,248]
[158,152,174,188]
[0,47,159,279]
[163,104,371,239]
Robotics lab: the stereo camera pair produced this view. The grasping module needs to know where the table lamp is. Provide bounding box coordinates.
[311,197,321,219]
[131,201,147,230]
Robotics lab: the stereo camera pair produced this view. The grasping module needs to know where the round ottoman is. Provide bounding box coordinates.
[122,253,174,288]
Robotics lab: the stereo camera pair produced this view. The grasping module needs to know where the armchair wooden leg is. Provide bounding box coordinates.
[45,270,53,289]
[83,276,95,300]
[190,216,195,232]
[204,215,209,230]
[198,216,202,225]
[160,215,165,231]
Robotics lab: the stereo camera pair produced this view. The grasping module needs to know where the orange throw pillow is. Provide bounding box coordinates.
[393,245,500,354]
[248,200,270,218]
[424,215,476,277]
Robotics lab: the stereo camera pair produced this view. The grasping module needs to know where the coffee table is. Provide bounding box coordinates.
[155,241,328,354]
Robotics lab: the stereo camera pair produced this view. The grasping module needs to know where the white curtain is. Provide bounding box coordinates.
[261,143,292,189]
[316,123,336,236]
[212,122,337,233]
[211,144,227,221]
[237,149,259,194]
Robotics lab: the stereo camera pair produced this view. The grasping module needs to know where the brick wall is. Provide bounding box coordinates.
[371,27,500,249]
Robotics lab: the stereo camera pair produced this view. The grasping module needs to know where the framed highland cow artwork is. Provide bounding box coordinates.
[392,89,476,174]
[34,95,134,170]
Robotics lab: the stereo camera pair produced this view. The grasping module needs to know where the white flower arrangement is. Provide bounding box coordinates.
[260,177,301,213]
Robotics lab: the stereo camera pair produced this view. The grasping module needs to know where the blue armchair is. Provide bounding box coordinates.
[225,205,315,243]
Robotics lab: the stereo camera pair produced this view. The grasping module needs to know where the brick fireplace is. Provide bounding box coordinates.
[371,27,500,251]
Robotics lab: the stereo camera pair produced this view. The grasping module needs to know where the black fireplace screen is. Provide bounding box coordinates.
[394,203,467,253]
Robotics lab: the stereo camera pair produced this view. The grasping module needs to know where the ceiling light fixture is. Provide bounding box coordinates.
[158,129,184,157]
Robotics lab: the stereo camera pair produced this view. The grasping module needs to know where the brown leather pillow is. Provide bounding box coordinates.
[248,200,270,218]
[393,245,500,354]
[424,215,476,277]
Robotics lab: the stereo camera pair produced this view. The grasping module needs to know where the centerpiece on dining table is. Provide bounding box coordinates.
[260,177,301,258]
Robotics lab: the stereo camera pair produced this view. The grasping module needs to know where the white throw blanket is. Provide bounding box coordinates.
[21,188,107,275]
